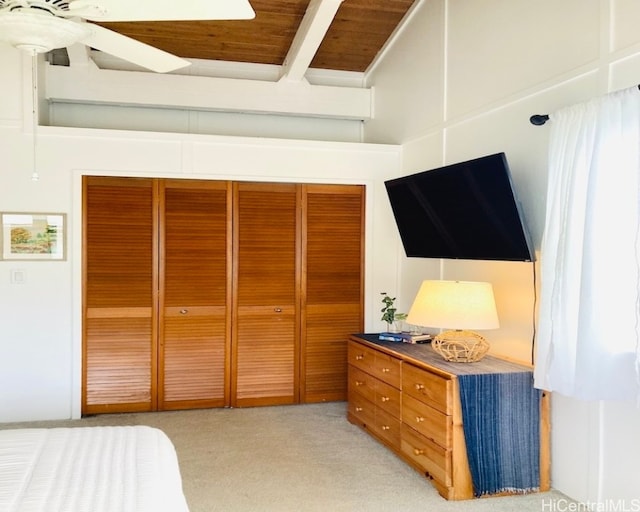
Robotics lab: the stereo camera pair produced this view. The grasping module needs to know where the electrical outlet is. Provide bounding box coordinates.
[10,269,26,284]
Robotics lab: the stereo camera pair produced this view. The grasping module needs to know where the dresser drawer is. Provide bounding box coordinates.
[375,378,401,418]
[374,407,401,450]
[348,340,377,372]
[402,393,451,447]
[348,365,376,403]
[371,351,401,388]
[402,362,452,415]
[401,424,451,487]
[348,392,375,427]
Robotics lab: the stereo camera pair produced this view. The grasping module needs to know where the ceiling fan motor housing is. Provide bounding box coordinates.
[0,0,72,16]
[0,9,91,53]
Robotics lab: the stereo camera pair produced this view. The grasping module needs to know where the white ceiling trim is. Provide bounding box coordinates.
[65,43,93,68]
[44,62,372,120]
[279,0,345,82]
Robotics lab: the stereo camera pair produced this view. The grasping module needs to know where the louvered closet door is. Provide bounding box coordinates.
[159,179,231,410]
[301,184,365,403]
[232,182,300,407]
[83,177,157,414]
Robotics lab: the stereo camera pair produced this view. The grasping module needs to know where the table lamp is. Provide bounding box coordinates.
[406,280,499,362]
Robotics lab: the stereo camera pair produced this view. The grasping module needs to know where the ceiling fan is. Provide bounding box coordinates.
[0,0,255,72]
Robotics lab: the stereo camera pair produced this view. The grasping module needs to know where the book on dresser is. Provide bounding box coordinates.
[378,332,432,344]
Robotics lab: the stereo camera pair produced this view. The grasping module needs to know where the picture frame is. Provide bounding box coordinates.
[0,212,66,261]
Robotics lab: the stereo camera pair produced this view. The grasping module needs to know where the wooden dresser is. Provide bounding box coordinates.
[347,334,549,501]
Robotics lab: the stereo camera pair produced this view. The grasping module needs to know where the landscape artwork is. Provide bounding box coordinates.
[1,213,66,260]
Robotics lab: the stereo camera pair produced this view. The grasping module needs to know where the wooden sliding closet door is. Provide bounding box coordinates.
[83,177,157,414]
[232,182,300,407]
[159,180,231,410]
[301,185,365,402]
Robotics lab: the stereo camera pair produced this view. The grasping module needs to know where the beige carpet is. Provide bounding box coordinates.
[2,402,573,512]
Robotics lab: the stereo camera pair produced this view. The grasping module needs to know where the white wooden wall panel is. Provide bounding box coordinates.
[446,0,601,120]
[0,47,23,123]
[364,0,445,145]
[611,0,640,52]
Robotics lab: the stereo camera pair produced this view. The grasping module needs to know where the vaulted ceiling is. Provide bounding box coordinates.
[95,0,418,75]
[41,0,420,123]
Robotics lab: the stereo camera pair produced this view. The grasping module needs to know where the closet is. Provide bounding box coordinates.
[83,177,363,414]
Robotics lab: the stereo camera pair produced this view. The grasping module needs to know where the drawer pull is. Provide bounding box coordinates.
[415,383,425,391]
[355,354,364,361]
[413,448,425,456]
[381,368,390,373]
[382,425,390,431]
[180,309,188,314]
[415,416,425,423]
[380,396,390,402]
[355,380,364,386]
[355,407,363,412]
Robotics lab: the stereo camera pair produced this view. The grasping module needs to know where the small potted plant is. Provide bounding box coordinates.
[380,292,407,333]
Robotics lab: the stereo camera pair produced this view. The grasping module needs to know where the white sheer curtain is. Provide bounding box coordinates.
[534,86,640,401]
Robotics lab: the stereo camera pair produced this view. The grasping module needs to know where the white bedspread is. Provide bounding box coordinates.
[0,425,190,512]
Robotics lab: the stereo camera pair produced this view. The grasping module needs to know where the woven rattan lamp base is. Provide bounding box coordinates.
[432,329,490,362]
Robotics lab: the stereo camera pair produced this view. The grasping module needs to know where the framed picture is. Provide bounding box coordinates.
[1,212,66,261]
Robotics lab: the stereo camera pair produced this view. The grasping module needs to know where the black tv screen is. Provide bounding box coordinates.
[384,153,534,262]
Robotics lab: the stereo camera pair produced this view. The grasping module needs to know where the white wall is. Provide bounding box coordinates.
[364,0,640,506]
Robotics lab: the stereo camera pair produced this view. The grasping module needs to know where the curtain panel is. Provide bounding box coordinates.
[534,86,640,401]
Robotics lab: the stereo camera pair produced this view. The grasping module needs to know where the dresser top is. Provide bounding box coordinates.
[351,334,533,376]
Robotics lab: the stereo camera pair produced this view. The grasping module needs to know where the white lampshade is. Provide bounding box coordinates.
[407,280,499,330]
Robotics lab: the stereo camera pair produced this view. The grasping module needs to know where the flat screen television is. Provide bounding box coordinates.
[384,152,535,262]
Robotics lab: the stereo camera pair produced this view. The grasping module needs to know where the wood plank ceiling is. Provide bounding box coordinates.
[95,0,418,73]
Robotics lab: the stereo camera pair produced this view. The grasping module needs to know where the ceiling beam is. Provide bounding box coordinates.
[279,0,345,82]
[65,43,94,68]
[44,62,372,120]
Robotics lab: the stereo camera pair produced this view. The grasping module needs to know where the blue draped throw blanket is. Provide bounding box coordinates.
[458,372,541,497]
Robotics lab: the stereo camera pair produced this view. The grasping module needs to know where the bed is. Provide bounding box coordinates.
[0,425,190,512]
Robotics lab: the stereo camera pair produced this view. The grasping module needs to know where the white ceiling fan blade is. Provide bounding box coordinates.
[69,0,255,22]
[82,24,190,73]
